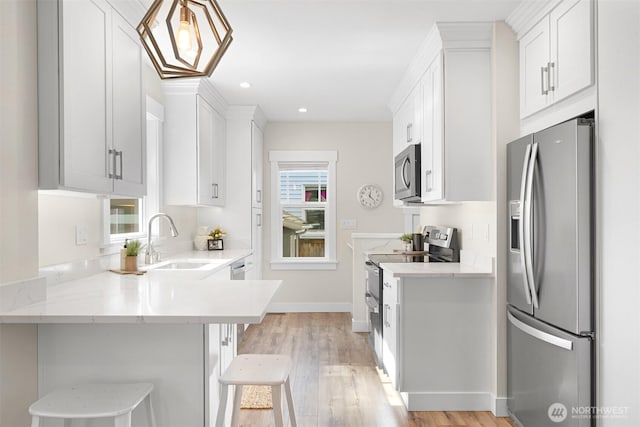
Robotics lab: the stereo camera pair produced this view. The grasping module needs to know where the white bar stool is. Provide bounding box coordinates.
[29,383,156,427]
[216,354,297,427]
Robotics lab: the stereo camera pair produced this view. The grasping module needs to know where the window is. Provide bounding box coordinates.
[110,198,143,235]
[269,151,337,270]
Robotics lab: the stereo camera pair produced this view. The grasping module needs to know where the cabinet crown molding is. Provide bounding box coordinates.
[505,0,561,38]
[226,105,268,129]
[388,22,493,114]
[162,78,228,115]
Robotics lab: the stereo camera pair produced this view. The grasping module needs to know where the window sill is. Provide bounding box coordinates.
[270,260,338,271]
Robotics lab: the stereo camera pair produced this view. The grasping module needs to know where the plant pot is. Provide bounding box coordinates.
[124,255,138,272]
[194,235,209,251]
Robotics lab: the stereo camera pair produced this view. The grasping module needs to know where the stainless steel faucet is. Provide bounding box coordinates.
[145,213,179,264]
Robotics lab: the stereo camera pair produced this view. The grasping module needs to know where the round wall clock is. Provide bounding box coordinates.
[357,184,383,209]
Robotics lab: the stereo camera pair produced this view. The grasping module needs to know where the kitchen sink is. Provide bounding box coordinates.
[144,258,226,272]
[155,261,211,270]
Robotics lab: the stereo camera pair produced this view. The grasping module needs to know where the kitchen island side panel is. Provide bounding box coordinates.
[38,323,207,427]
[400,277,493,395]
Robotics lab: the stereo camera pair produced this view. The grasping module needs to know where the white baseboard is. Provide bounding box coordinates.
[400,392,493,411]
[351,320,368,333]
[267,302,352,313]
[491,395,509,417]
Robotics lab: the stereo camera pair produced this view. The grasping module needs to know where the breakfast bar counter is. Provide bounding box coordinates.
[0,268,282,426]
[0,272,281,324]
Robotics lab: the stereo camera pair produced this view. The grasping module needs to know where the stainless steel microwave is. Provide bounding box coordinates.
[394,144,421,202]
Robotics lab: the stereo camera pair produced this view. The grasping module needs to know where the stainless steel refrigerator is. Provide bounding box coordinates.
[507,118,594,427]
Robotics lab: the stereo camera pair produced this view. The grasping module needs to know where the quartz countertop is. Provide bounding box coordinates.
[379,262,493,278]
[379,250,494,278]
[0,248,280,324]
[0,273,280,324]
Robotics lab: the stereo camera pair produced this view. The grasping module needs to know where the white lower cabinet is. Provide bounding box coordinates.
[380,267,494,411]
[208,323,237,427]
[382,270,400,389]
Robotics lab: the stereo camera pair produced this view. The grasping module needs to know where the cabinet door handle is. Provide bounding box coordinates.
[212,183,219,199]
[108,149,116,179]
[115,150,123,180]
[548,61,555,92]
[383,281,391,289]
[384,304,391,327]
[383,304,388,326]
[425,169,432,192]
[221,324,229,346]
[256,213,262,227]
[407,123,413,143]
[540,66,549,95]
[256,189,262,203]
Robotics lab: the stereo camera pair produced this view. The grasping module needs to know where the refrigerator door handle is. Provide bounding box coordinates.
[524,142,540,309]
[519,144,533,306]
[508,312,573,351]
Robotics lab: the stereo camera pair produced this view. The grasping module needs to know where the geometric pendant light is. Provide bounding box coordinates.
[137,0,233,79]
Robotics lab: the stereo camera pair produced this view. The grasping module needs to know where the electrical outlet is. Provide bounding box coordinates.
[75,224,88,246]
[340,219,357,230]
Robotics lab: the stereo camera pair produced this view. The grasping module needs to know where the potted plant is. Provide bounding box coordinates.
[124,239,142,271]
[208,226,226,251]
[400,233,413,252]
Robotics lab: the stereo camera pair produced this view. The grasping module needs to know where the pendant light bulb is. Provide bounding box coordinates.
[177,4,193,53]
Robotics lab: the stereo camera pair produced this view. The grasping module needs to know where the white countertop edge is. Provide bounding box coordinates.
[379,262,494,278]
[0,314,267,324]
[0,276,281,324]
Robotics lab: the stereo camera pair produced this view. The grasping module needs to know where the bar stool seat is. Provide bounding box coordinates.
[29,383,156,427]
[216,354,297,427]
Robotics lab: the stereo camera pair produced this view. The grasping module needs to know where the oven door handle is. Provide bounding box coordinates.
[365,295,380,313]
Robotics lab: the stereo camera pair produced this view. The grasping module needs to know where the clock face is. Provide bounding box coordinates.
[357,184,383,209]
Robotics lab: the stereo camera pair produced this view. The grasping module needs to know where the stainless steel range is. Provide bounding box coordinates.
[364,226,459,369]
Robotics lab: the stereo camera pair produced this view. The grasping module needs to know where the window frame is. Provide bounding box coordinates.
[269,150,338,270]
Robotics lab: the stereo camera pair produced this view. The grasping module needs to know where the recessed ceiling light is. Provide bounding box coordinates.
[298,107,308,113]
[239,82,251,89]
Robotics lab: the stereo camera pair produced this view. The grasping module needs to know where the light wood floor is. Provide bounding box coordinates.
[236,312,516,427]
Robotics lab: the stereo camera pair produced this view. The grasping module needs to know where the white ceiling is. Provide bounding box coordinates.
[203,0,521,122]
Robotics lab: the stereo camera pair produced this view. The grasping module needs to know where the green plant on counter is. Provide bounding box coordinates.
[125,239,143,256]
[209,226,226,240]
[400,233,413,243]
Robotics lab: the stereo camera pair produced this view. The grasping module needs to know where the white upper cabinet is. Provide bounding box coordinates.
[420,53,444,202]
[549,0,594,102]
[518,0,594,118]
[163,80,226,207]
[251,121,264,209]
[37,0,145,197]
[390,23,493,205]
[392,84,423,155]
[111,12,145,196]
[520,17,552,118]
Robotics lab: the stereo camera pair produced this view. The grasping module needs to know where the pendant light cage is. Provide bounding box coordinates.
[137,0,233,79]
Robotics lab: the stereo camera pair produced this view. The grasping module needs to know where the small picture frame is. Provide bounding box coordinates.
[207,239,224,251]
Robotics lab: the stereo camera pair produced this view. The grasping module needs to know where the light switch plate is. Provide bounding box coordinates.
[76,224,88,246]
[340,219,357,230]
